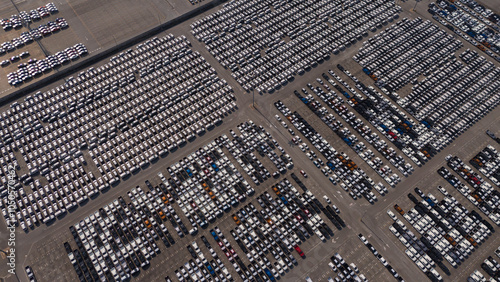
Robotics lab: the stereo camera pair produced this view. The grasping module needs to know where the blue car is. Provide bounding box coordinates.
[264,268,276,281]
[210,229,218,240]
[205,263,215,276]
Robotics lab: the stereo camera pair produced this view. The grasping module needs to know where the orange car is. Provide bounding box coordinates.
[158,210,166,220]
[161,195,169,204]
[394,204,404,215]
[232,214,241,225]
[144,219,152,228]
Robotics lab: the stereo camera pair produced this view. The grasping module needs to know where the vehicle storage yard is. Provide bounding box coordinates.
[0,0,500,281]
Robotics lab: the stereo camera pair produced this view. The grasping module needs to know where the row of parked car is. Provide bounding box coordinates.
[429,1,500,63]
[390,185,495,280]
[455,0,500,28]
[159,138,255,233]
[478,255,500,280]
[357,234,404,281]
[229,120,295,183]
[0,17,69,57]
[293,80,396,188]
[334,63,435,169]
[355,18,500,155]
[328,252,367,282]
[191,0,400,93]
[65,180,192,282]
[7,43,87,86]
[293,70,414,187]
[442,155,500,225]
[0,34,236,232]
[223,177,343,281]
[173,237,233,281]
[470,145,500,187]
[274,100,379,203]
[25,265,37,282]
[1,3,58,30]
[355,17,463,92]
[187,0,206,4]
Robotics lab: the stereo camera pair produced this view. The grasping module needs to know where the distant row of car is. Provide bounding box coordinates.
[429,1,500,63]
[328,252,367,282]
[470,145,500,187]
[222,177,342,281]
[0,35,235,234]
[443,155,500,225]
[293,73,411,188]
[358,233,405,281]
[0,17,69,57]
[390,184,495,280]
[7,43,87,86]
[275,100,379,203]
[1,3,58,30]
[173,238,233,281]
[191,0,400,93]
[355,18,500,159]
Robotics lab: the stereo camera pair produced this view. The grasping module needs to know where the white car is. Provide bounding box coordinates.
[387,210,397,221]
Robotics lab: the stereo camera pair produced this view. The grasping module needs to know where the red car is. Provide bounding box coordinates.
[294,214,304,223]
[300,170,308,178]
[302,208,312,218]
[218,241,226,250]
[225,251,233,261]
[294,245,305,257]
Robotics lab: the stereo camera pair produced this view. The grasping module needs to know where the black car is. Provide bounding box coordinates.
[407,193,419,204]
[414,187,424,197]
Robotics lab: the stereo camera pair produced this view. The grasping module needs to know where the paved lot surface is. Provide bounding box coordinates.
[0,0,198,99]
[0,0,500,281]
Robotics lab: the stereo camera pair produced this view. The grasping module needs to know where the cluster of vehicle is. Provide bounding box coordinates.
[468,245,500,280]
[428,1,500,62]
[0,31,38,54]
[480,255,500,279]
[357,233,404,281]
[314,68,415,179]
[355,17,462,92]
[327,252,366,282]
[0,34,236,232]
[1,17,70,52]
[173,238,233,281]
[160,139,255,233]
[332,65,435,170]
[455,0,500,27]
[225,178,341,281]
[294,82,393,188]
[1,3,58,30]
[390,185,495,279]
[468,269,489,282]
[1,51,29,67]
[188,0,206,4]
[225,121,286,185]
[470,145,500,187]
[274,100,379,203]
[64,181,193,282]
[191,0,400,93]
[7,43,87,86]
[401,48,499,148]
[443,155,500,224]
[355,17,500,155]
[293,74,411,188]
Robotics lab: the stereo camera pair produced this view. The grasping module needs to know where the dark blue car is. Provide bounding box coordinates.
[264,268,276,281]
